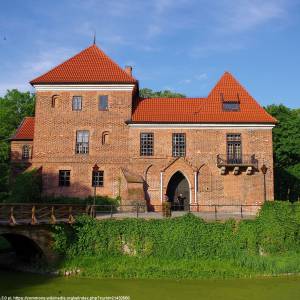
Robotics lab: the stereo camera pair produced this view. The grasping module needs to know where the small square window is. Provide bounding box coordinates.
[223,102,240,111]
[59,170,70,186]
[92,170,104,187]
[72,96,82,111]
[99,95,108,111]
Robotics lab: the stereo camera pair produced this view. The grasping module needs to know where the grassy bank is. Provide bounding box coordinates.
[53,201,300,279]
[60,254,300,279]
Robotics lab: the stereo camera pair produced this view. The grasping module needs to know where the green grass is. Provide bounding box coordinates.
[59,253,300,280]
[51,202,300,280]
[1,271,300,299]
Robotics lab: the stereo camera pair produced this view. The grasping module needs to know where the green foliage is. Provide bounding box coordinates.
[0,89,35,198]
[139,88,186,98]
[53,202,300,279]
[53,201,300,261]
[265,104,300,201]
[0,90,35,140]
[10,169,42,203]
[61,254,300,279]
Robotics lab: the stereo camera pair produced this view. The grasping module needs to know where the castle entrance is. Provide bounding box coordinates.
[166,171,190,211]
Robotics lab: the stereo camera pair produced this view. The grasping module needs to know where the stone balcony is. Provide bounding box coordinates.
[216,154,258,175]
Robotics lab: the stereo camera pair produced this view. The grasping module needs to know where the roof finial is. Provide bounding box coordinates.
[93,31,96,45]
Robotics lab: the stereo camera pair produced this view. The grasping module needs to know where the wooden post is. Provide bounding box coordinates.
[50,206,56,224]
[9,206,16,225]
[68,206,75,223]
[31,205,37,225]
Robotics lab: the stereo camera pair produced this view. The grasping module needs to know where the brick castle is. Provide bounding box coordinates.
[10,44,277,210]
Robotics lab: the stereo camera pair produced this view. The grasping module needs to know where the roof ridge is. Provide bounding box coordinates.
[91,45,136,82]
[30,44,136,85]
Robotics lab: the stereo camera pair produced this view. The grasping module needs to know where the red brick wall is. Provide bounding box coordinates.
[26,89,274,207]
[31,90,133,198]
[128,127,274,206]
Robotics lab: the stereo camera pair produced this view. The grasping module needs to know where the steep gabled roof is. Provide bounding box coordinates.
[10,117,35,140]
[132,72,277,124]
[30,45,136,85]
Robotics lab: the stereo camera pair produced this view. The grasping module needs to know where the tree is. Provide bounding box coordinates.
[139,88,186,98]
[0,90,35,200]
[265,104,300,201]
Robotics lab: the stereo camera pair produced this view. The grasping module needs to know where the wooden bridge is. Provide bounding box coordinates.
[0,203,89,225]
[0,203,261,225]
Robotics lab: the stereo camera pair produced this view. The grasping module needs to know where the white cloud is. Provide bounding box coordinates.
[216,0,287,33]
[195,73,208,81]
[0,46,75,95]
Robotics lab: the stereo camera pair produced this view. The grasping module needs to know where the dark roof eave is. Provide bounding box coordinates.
[9,138,33,141]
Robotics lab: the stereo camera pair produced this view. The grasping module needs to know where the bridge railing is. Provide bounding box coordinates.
[90,203,262,220]
[0,203,89,225]
[0,203,264,225]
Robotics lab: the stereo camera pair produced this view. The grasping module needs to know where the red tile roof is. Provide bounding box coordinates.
[132,72,277,124]
[30,45,136,85]
[11,117,35,140]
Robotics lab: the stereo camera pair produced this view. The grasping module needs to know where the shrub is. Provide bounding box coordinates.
[52,201,300,260]
[10,168,42,203]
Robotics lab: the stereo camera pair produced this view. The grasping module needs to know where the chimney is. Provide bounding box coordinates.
[124,65,133,76]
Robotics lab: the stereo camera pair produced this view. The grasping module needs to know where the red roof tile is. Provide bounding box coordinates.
[132,72,277,124]
[30,45,136,85]
[11,117,35,140]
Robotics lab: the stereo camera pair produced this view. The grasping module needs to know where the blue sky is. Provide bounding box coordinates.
[0,0,299,108]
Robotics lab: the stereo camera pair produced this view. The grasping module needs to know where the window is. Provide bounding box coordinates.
[140,133,154,156]
[51,95,58,108]
[92,170,104,187]
[102,131,109,145]
[172,133,186,157]
[223,102,240,111]
[75,130,89,154]
[59,170,70,186]
[22,145,30,159]
[227,134,242,163]
[99,95,108,111]
[72,96,82,111]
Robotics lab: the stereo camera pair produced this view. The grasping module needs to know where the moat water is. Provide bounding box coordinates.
[1,270,300,299]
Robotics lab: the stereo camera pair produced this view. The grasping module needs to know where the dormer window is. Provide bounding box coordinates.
[221,93,240,111]
[223,102,240,111]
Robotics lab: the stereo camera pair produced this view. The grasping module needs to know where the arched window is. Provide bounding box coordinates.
[22,145,30,159]
[51,95,59,108]
[102,131,109,145]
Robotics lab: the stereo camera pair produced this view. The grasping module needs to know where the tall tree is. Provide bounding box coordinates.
[0,90,35,200]
[265,104,300,201]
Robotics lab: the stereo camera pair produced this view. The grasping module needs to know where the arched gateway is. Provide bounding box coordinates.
[166,171,190,210]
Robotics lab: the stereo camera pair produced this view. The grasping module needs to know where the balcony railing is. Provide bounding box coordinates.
[75,142,89,154]
[217,154,258,169]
